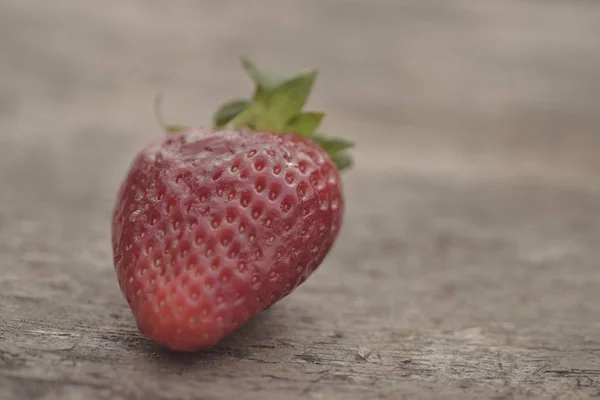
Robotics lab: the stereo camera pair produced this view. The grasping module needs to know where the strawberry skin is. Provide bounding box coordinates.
[112,128,344,351]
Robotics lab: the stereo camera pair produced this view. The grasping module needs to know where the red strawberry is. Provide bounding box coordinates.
[111,57,354,351]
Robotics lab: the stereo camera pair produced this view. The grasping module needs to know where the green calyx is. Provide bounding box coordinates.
[212,57,354,172]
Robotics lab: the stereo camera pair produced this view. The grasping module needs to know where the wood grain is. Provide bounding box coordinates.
[1,1,600,398]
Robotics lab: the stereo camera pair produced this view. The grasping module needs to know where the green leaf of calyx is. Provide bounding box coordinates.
[311,134,355,153]
[312,133,354,171]
[330,151,353,171]
[213,98,250,128]
[230,102,267,130]
[240,56,287,103]
[165,125,187,133]
[284,112,324,136]
[255,70,318,131]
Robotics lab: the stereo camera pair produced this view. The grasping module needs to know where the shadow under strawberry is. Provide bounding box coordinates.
[142,305,287,361]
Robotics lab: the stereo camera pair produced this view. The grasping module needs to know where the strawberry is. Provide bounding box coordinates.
[111,57,354,351]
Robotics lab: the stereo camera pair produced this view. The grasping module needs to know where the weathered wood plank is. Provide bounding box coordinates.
[1,1,600,399]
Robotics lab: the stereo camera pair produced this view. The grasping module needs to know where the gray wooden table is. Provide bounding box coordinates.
[1,1,600,399]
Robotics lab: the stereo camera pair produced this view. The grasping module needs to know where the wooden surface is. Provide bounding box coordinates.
[2,1,600,399]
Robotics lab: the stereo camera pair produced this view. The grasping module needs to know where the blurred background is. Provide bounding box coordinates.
[2,0,599,197]
[2,0,600,397]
